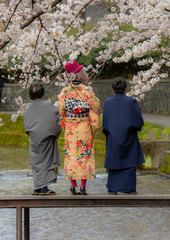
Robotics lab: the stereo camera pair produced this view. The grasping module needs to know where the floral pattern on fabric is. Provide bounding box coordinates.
[76,139,92,161]
[59,83,100,180]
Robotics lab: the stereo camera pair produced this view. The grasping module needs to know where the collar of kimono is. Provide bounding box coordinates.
[72,81,81,85]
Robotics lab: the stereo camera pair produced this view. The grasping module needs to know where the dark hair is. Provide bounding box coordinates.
[112,77,126,93]
[29,83,44,100]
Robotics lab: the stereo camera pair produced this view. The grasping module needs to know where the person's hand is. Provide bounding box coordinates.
[54,167,58,175]
[92,127,98,135]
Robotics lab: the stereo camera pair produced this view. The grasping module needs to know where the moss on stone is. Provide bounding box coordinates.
[160,153,170,174]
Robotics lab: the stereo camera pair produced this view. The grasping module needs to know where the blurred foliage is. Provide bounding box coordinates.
[0,114,169,149]
[137,122,170,141]
[65,20,170,80]
[0,113,25,133]
[0,113,169,172]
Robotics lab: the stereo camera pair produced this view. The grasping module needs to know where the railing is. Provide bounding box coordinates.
[1,194,170,240]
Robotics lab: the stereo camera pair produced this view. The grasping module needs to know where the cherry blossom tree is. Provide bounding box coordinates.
[0,0,169,122]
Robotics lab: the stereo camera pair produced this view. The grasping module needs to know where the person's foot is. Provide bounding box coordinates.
[80,186,87,195]
[32,188,41,195]
[124,191,137,195]
[39,186,56,195]
[70,186,77,195]
[108,191,117,195]
[54,167,58,175]
[128,191,137,195]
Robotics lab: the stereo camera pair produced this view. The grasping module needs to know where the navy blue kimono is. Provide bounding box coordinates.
[102,93,145,193]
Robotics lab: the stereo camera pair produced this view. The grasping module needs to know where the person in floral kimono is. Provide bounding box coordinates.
[59,60,100,195]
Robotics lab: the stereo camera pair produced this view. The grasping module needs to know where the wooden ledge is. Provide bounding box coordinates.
[1,194,170,239]
[1,194,170,208]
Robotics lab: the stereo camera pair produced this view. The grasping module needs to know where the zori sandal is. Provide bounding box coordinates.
[32,189,41,195]
[39,186,56,195]
[39,190,56,195]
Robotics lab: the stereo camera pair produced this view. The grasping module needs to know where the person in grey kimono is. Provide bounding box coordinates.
[24,83,62,195]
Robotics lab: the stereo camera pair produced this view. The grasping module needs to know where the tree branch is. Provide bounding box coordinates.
[25,18,43,86]
[4,0,23,31]
[32,0,35,11]
[0,0,23,50]
[20,0,63,29]
[0,40,11,50]
[63,0,94,34]
[0,0,62,51]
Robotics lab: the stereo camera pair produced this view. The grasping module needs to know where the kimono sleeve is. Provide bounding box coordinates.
[130,98,144,131]
[102,101,109,136]
[89,110,100,134]
[88,88,101,133]
[88,88,100,115]
[50,104,62,138]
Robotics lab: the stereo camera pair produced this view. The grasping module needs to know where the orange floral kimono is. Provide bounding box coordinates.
[59,83,100,180]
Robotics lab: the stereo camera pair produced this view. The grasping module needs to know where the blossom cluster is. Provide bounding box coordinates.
[0,0,169,120]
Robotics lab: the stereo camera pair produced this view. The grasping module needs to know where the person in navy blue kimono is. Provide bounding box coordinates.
[0,77,4,106]
[102,77,145,195]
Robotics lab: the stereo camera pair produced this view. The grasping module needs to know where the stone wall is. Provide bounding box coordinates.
[160,150,170,175]
[92,79,170,115]
[139,80,170,115]
[141,140,170,169]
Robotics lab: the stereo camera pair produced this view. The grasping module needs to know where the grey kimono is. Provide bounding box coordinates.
[24,99,62,189]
